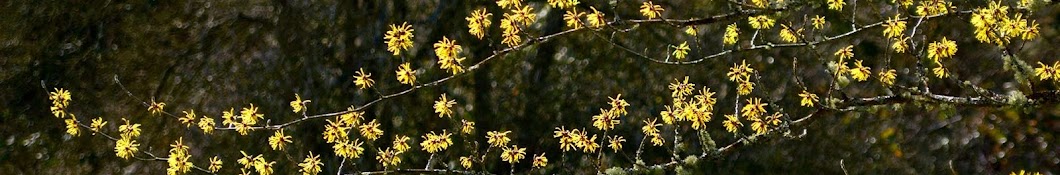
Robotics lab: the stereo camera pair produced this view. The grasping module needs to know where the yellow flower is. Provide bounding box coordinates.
[553,127,577,151]
[891,36,909,53]
[927,37,957,64]
[323,120,349,143]
[727,60,755,82]
[460,156,473,169]
[811,15,826,29]
[252,156,275,175]
[353,68,375,89]
[685,26,698,36]
[298,152,322,175]
[511,5,537,26]
[359,119,384,141]
[384,22,414,56]
[750,118,770,134]
[268,130,293,150]
[592,109,620,131]
[500,145,527,164]
[115,136,139,159]
[737,80,755,95]
[167,137,191,175]
[90,117,106,134]
[420,130,453,153]
[221,108,236,126]
[933,66,950,78]
[333,139,365,158]
[607,136,625,152]
[750,0,769,8]
[672,42,690,60]
[237,151,257,169]
[748,15,775,29]
[834,45,854,61]
[64,118,79,136]
[207,156,222,173]
[487,131,512,148]
[1034,62,1056,81]
[179,110,197,127]
[532,153,548,168]
[668,76,695,98]
[148,99,166,115]
[338,110,363,126]
[49,88,71,107]
[395,62,417,85]
[894,0,913,7]
[587,7,606,28]
[850,60,872,82]
[828,0,845,11]
[879,69,897,86]
[548,0,580,9]
[376,148,402,167]
[240,103,264,125]
[609,94,630,116]
[461,119,475,134]
[650,135,664,146]
[500,17,523,47]
[118,118,141,138]
[438,56,466,75]
[883,14,906,39]
[198,116,215,134]
[741,98,768,120]
[642,118,661,136]
[496,0,522,9]
[563,9,585,29]
[579,133,600,152]
[393,135,411,153]
[1011,170,1043,175]
[779,24,802,43]
[639,1,664,19]
[799,91,819,107]
[915,0,951,16]
[724,23,739,45]
[467,8,492,39]
[290,93,309,113]
[434,94,457,118]
[723,114,742,134]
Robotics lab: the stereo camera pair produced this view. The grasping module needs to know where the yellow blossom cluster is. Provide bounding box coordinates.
[420,130,453,153]
[395,62,417,85]
[1034,61,1060,81]
[642,118,664,146]
[359,119,384,141]
[532,153,548,168]
[353,68,375,89]
[433,93,457,118]
[553,127,599,152]
[926,37,957,78]
[779,24,803,43]
[592,94,629,131]
[970,1,1039,46]
[639,1,664,19]
[49,88,71,118]
[376,147,402,167]
[748,15,776,30]
[498,1,536,47]
[393,135,411,153]
[500,145,527,164]
[167,137,192,175]
[384,22,414,56]
[115,118,141,159]
[915,0,952,16]
[268,130,293,151]
[828,0,845,11]
[298,152,322,175]
[323,111,366,159]
[487,130,512,148]
[466,8,492,39]
[461,119,475,134]
[433,37,466,75]
[724,23,739,45]
[662,76,717,130]
[727,60,757,95]
[237,151,276,175]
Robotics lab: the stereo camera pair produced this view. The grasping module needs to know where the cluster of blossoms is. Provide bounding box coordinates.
[970,1,1039,46]
[237,151,276,175]
[553,126,600,152]
[167,138,192,175]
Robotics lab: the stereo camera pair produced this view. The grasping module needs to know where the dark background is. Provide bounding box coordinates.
[1,0,1058,174]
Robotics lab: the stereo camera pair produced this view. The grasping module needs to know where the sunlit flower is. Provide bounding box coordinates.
[850,60,872,82]
[384,22,414,56]
[1034,62,1056,81]
[564,9,585,29]
[511,5,537,25]
[834,45,854,61]
[727,60,755,82]
[359,119,384,141]
[354,68,375,89]
[799,90,819,107]
[487,131,512,148]
[642,118,661,136]
[420,130,453,153]
[607,136,625,152]
[396,62,417,85]
[376,148,402,167]
[828,0,845,11]
[467,8,492,39]
[592,109,620,131]
[198,116,215,134]
[268,130,293,150]
[737,80,755,95]
[208,156,222,173]
[149,99,166,115]
[323,119,349,143]
[497,0,522,9]
[64,118,79,136]
[553,127,577,151]
[640,1,664,19]
[668,76,695,98]
[461,119,475,134]
[460,156,473,169]
[927,37,957,64]
[812,15,826,29]
[748,15,775,29]
[532,153,548,168]
[933,66,950,78]
[290,93,309,113]
[883,14,906,39]
[393,135,411,153]
[650,135,664,146]
[118,118,141,138]
[672,42,690,60]
[434,93,457,118]
[500,145,527,164]
[240,103,264,125]
[167,137,191,175]
[723,114,742,134]
[333,139,365,158]
[779,24,802,43]
[179,110,197,127]
[879,69,897,86]
[547,0,580,9]
[115,136,139,159]
[298,152,322,175]
[587,7,606,28]
[90,117,106,134]
[741,98,768,120]
[724,23,739,45]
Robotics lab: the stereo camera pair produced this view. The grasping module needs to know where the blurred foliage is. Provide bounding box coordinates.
[1,0,1059,174]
